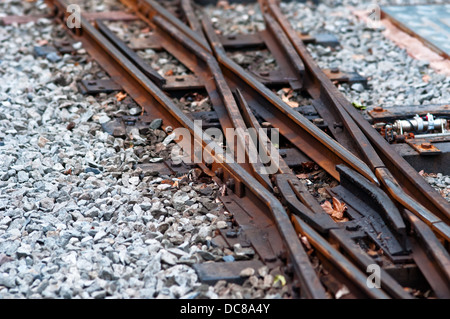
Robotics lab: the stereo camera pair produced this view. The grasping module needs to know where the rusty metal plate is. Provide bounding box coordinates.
[79,79,122,94]
[322,69,368,87]
[163,75,205,91]
[406,139,442,155]
[278,148,310,168]
[193,260,264,284]
[219,32,266,50]
[382,5,450,58]
[393,142,450,175]
[220,194,284,264]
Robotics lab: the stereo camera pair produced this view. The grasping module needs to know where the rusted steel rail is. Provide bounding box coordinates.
[113,0,449,294]
[44,0,330,299]
[38,0,450,298]
[121,0,450,237]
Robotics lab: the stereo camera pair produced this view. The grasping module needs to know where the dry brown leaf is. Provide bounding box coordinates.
[281,94,299,108]
[115,92,127,102]
[317,187,329,198]
[165,69,174,76]
[367,250,378,257]
[286,90,294,99]
[321,197,348,221]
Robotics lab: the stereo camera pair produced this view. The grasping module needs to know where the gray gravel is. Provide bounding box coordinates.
[0,0,50,16]
[280,0,450,108]
[0,15,231,299]
[422,172,450,202]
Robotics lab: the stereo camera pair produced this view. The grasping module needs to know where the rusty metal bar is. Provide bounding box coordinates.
[328,228,413,299]
[95,19,166,87]
[180,0,203,36]
[262,12,305,90]
[121,0,211,51]
[405,211,450,297]
[201,18,378,185]
[47,0,327,299]
[44,0,450,298]
[292,215,391,299]
[376,168,450,242]
[152,15,274,189]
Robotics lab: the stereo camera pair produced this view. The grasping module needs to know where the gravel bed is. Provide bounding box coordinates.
[280,0,450,107]
[0,3,289,299]
[0,16,232,300]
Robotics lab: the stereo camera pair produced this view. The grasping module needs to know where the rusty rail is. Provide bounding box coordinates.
[45,0,329,299]
[37,0,450,299]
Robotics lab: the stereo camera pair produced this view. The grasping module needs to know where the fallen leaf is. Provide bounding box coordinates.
[318,187,329,198]
[296,173,309,179]
[115,92,127,102]
[352,101,367,110]
[418,170,425,176]
[321,197,348,221]
[273,274,286,286]
[281,94,299,108]
[367,250,378,257]
[165,69,174,76]
[301,162,317,171]
[422,74,431,83]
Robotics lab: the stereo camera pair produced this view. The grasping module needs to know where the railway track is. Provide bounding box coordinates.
[15,0,450,298]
